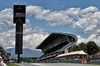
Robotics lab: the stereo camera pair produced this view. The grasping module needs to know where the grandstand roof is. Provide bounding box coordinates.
[57,50,87,58]
[36,33,77,49]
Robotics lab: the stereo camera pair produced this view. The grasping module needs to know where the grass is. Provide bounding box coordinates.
[6,63,20,66]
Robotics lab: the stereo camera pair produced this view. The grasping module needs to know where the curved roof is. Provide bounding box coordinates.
[36,33,77,49]
[57,50,88,58]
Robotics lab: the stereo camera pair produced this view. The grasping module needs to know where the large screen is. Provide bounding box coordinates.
[15,13,25,17]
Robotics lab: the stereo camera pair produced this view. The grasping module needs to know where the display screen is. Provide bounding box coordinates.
[15,13,25,17]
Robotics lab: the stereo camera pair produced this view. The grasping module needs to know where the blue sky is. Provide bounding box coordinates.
[0,0,100,50]
[0,0,100,10]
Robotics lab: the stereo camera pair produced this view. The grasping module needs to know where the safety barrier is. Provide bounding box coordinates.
[90,60,100,64]
[40,59,94,64]
[47,60,81,63]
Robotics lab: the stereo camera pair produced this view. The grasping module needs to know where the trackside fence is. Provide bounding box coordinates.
[90,60,100,64]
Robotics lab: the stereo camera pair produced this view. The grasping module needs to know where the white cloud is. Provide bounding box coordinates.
[26,6,99,28]
[26,5,100,46]
[0,26,48,50]
[81,6,98,13]
[26,5,76,26]
[26,6,99,31]
[23,26,48,50]
[0,5,100,50]
[77,34,100,46]
[26,5,50,20]
[23,31,48,50]
[0,8,14,30]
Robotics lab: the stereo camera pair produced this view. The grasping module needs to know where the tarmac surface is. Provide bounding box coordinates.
[16,63,100,66]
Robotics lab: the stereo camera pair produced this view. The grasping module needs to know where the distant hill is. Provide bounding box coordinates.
[6,48,43,59]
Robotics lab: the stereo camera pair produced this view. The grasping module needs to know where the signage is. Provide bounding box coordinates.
[13,5,26,63]
[13,5,26,24]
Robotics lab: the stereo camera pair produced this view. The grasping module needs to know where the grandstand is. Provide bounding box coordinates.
[36,33,77,61]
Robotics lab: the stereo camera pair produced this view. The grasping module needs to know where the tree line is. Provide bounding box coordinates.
[68,41,100,55]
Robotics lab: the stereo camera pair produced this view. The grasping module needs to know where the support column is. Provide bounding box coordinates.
[18,53,20,63]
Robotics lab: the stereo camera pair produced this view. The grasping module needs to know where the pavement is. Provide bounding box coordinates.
[16,63,100,66]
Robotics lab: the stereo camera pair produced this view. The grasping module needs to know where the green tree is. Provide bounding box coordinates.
[10,58,17,61]
[79,42,87,53]
[68,47,72,52]
[98,46,100,51]
[21,59,32,63]
[71,45,81,52]
[86,41,99,55]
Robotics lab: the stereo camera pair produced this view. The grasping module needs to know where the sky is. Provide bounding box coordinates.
[0,0,100,50]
